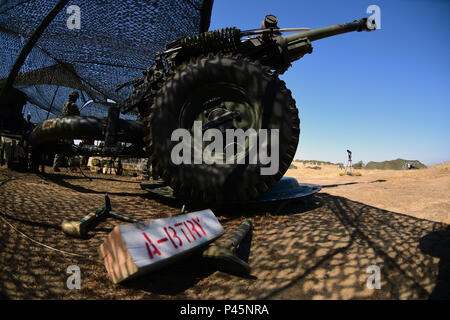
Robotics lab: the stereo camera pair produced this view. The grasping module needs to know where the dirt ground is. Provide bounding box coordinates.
[0,162,449,300]
[287,162,450,225]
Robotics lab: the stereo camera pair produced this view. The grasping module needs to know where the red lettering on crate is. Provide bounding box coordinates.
[142,232,161,259]
[184,221,196,240]
[187,220,202,238]
[156,237,168,244]
[164,226,182,249]
[192,217,207,236]
[174,223,191,243]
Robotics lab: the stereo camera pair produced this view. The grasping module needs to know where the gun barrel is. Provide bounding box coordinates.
[281,18,375,64]
[284,18,375,43]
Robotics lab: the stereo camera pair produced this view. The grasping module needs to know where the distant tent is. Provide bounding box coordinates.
[0,0,213,121]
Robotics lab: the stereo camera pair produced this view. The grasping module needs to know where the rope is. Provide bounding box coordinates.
[0,212,98,260]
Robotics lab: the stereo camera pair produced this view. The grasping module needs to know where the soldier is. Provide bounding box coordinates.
[79,138,94,169]
[53,90,81,172]
[23,112,35,132]
[61,90,80,117]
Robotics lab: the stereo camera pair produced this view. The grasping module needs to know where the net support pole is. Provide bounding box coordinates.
[0,0,69,102]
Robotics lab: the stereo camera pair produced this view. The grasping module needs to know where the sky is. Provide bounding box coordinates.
[209,0,450,166]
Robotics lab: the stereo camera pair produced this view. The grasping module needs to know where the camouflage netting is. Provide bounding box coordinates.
[0,0,212,121]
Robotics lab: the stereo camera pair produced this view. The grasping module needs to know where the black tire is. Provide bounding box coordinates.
[147,54,300,205]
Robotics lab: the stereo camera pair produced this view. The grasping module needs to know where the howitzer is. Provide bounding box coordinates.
[152,16,376,76]
[118,14,376,205]
[8,14,376,206]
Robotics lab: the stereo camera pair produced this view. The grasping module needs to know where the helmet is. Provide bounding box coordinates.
[69,90,79,99]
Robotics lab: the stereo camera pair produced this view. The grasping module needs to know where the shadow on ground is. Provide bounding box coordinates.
[0,168,448,299]
[419,226,450,299]
[321,179,387,189]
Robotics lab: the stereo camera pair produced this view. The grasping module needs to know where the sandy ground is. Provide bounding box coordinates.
[287,162,450,225]
[0,163,449,300]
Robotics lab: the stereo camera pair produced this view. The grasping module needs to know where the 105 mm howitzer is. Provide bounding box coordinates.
[117,14,376,204]
[2,14,376,205]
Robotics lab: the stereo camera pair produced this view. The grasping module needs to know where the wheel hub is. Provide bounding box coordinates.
[179,83,262,162]
[203,107,241,133]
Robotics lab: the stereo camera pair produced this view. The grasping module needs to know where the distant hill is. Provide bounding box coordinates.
[364,159,426,170]
[294,160,342,166]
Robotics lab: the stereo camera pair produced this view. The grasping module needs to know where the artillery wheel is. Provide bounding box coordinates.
[147,54,300,204]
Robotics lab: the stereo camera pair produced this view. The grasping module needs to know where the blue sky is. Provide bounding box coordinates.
[210,0,450,166]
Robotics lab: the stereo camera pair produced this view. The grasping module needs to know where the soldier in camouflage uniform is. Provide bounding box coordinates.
[53,90,80,172]
[61,91,80,117]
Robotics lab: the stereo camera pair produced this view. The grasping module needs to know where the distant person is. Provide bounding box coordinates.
[79,138,95,169]
[24,112,35,132]
[53,90,81,172]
